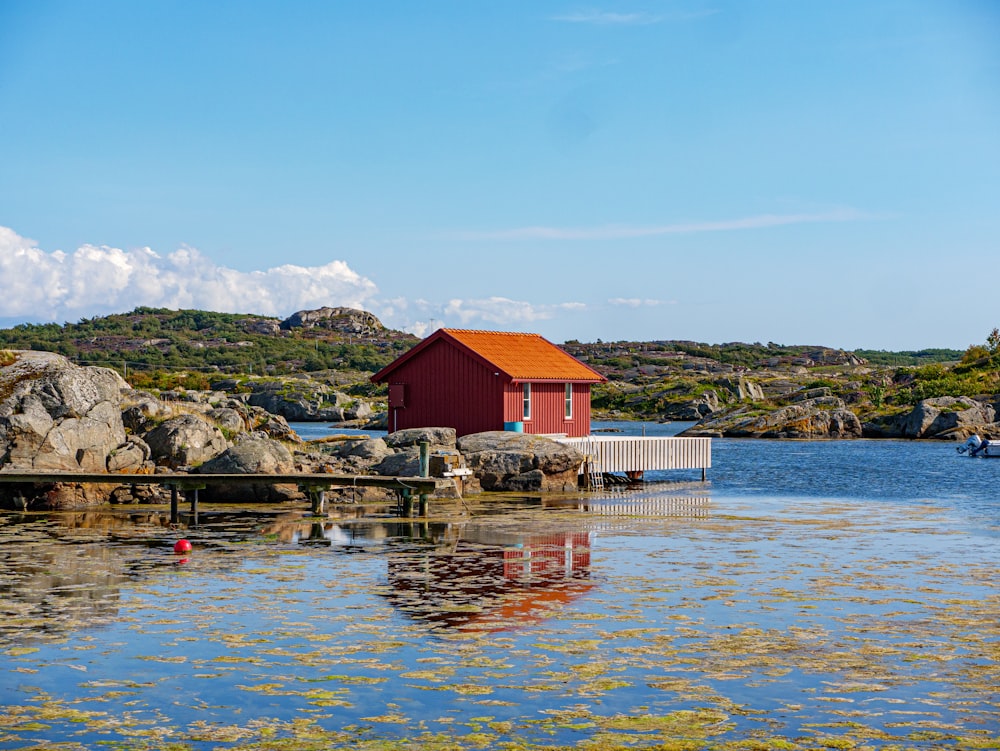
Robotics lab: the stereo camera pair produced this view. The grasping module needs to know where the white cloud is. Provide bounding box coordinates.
[442,297,587,328]
[608,298,675,308]
[0,226,378,322]
[451,209,876,241]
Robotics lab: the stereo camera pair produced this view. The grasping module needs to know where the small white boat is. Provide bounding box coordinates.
[957,434,1000,457]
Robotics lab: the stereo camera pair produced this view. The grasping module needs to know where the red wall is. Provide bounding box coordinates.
[384,339,506,437]
[504,382,592,437]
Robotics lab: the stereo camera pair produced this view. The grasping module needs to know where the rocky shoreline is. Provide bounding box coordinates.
[0,351,583,509]
[3,349,997,510]
[678,390,999,441]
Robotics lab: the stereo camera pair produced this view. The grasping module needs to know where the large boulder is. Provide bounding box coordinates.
[196,435,299,502]
[0,351,130,472]
[456,432,583,492]
[385,427,456,450]
[899,397,995,439]
[865,397,997,439]
[372,448,421,477]
[143,414,229,468]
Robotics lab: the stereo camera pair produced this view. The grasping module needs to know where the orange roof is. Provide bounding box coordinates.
[442,329,605,382]
[371,328,606,383]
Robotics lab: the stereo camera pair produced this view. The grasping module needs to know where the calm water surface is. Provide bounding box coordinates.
[1,424,998,749]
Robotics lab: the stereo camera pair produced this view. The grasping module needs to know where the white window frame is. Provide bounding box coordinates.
[564,383,573,420]
[523,383,532,420]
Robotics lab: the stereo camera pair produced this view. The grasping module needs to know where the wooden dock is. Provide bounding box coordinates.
[555,436,712,483]
[0,471,439,521]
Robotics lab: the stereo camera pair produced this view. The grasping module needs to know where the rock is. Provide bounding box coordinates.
[207,407,247,435]
[385,427,457,449]
[456,431,583,492]
[372,448,421,477]
[195,435,298,502]
[280,307,384,335]
[660,392,719,420]
[789,387,832,402]
[344,400,373,421]
[364,411,389,430]
[684,397,862,439]
[143,414,229,468]
[246,380,346,422]
[121,392,166,434]
[107,437,153,473]
[0,351,129,473]
[343,438,391,461]
[198,435,294,474]
[715,377,765,402]
[870,397,998,439]
[257,413,301,442]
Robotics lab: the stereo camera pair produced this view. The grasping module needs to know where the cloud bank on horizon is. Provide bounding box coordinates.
[0,225,597,336]
[0,225,378,324]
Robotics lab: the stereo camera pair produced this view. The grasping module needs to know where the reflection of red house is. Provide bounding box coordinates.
[384,531,593,631]
[371,329,606,437]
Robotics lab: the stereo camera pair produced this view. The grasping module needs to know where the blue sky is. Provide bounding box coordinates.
[1,1,997,350]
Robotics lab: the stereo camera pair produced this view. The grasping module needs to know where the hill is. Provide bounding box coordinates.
[0,308,994,428]
[0,307,418,391]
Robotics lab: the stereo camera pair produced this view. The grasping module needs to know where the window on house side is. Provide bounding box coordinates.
[565,383,573,419]
[523,383,531,420]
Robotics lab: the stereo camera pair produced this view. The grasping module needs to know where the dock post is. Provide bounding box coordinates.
[401,489,413,517]
[418,441,430,517]
[185,488,199,526]
[170,486,179,524]
[309,488,326,516]
[702,467,707,482]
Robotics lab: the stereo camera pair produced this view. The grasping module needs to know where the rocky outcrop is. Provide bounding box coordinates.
[246,380,347,422]
[280,307,383,336]
[660,391,719,421]
[863,397,998,439]
[715,377,765,402]
[684,397,862,439]
[456,431,583,492]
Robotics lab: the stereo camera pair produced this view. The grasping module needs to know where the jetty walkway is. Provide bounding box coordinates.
[556,436,712,486]
[0,471,438,522]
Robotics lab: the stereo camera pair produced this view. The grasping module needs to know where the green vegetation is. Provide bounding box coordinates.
[2,310,996,425]
[0,307,417,381]
[854,348,964,366]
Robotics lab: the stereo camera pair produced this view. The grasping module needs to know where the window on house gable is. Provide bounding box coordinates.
[565,383,573,419]
[523,383,531,420]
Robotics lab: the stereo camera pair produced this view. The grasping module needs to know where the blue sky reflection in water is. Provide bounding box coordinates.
[1,435,999,749]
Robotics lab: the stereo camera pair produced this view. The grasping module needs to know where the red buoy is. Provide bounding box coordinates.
[173,539,192,554]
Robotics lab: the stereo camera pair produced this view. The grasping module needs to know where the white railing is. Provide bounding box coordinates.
[556,436,712,474]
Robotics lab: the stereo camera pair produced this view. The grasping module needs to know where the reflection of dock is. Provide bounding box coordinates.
[583,495,710,516]
[556,436,711,483]
[545,492,711,517]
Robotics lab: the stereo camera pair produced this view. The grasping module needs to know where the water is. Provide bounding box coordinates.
[1,428,998,749]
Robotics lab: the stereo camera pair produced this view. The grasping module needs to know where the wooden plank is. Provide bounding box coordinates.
[0,472,438,493]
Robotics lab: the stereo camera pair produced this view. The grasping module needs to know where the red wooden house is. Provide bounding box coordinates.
[371,329,606,437]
